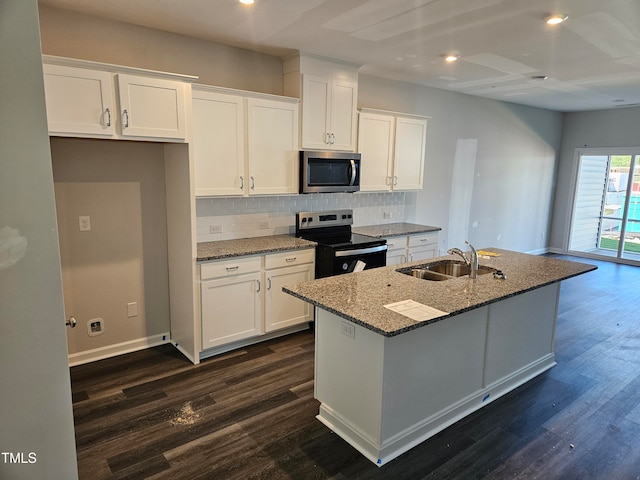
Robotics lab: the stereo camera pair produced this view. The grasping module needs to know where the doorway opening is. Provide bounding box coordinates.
[569,148,640,264]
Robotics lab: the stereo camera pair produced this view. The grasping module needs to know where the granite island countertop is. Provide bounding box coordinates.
[197,235,316,262]
[353,222,441,238]
[283,249,596,337]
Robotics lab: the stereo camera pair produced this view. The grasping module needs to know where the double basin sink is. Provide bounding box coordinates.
[397,260,499,282]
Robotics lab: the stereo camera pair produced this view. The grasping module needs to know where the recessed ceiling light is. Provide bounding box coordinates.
[444,54,460,63]
[239,0,255,5]
[546,14,568,25]
[530,75,548,81]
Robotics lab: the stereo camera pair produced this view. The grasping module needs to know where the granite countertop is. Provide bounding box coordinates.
[283,249,596,337]
[197,235,316,262]
[353,222,441,238]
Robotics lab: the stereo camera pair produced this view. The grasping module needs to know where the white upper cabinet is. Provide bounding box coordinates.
[192,89,245,196]
[43,64,115,137]
[301,74,357,151]
[42,56,195,142]
[246,97,299,195]
[116,74,187,140]
[191,85,300,197]
[358,108,429,192]
[284,53,359,152]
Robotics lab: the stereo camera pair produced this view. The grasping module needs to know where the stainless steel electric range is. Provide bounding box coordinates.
[295,209,387,278]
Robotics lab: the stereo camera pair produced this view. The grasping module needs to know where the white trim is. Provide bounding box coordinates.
[525,247,550,255]
[68,332,171,367]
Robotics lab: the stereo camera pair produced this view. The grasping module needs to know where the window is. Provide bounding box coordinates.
[569,148,640,263]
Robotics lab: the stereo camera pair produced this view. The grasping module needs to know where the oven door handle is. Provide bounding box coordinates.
[349,159,357,186]
[334,245,387,257]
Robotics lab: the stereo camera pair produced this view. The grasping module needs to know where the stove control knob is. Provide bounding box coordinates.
[342,263,349,271]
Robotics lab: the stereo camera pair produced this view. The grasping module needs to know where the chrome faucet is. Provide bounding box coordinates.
[447,241,479,279]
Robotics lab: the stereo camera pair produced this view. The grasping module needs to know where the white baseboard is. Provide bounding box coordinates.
[68,332,171,367]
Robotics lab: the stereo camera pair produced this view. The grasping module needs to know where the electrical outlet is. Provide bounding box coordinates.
[87,318,104,337]
[79,215,91,232]
[383,212,392,219]
[127,302,138,318]
[259,222,269,229]
[341,321,355,339]
[209,225,222,234]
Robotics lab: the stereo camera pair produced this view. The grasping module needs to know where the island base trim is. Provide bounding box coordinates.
[316,353,557,467]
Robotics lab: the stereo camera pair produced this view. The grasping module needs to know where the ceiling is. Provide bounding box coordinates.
[38,0,640,112]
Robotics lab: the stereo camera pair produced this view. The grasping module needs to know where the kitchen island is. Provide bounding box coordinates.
[283,249,596,466]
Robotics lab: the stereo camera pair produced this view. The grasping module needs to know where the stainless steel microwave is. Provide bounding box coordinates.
[299,150,361,193]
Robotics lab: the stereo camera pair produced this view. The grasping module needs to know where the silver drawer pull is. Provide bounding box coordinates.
[420,238,429,242]
[285,257,297,262]
[225,266,239,271]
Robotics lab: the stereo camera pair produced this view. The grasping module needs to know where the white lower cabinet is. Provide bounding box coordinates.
[200,249,314,352]
[265,252,315,332]
[384,232,439,266]
[200,256,263,349]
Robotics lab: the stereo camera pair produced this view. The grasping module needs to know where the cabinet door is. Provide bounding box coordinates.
[43,64,115,137]
[247,97,299,195]
[393,116,427,191]
[201,272,262,349]
[358,111,395,191]
[408,233,438,262]
[330,78,357,151]
[301,74,331,150]
[265,264,314,332]
[383,236,408,265]
[117,74,187,140]
[192,90,245,196]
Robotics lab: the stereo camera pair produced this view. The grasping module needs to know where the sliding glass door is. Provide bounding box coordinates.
[569,149,640,263]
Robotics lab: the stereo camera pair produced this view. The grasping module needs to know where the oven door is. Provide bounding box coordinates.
[328,244,387,277]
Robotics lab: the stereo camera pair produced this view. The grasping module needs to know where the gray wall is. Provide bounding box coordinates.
[549,106,640,251]
[39,6,565,255]
[0,1,78,478]
[358,75,564,253]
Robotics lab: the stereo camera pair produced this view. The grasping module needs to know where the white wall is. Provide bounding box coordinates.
[549,106,640,251]
[0,1,78,478]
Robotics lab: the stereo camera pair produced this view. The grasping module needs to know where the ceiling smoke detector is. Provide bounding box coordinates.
[444,54,460,63]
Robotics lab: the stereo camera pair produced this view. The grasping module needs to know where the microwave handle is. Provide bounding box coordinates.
[349,159,357,186]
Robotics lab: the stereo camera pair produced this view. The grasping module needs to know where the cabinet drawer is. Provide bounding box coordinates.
[383,236,408,252]
[265,249,315,270]
[408,233,438,247]
[201,256,261,280]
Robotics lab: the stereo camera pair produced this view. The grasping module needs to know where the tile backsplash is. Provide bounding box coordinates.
[196,192,406,242]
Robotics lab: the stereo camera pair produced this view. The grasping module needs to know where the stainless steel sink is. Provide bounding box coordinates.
[397,260,496,281]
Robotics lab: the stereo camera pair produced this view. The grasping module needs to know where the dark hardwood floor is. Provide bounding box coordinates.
[70,255,640,479]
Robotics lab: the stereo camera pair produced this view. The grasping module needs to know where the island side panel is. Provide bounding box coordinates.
[484,283,560,386]
[378,307,489,462]
[315,308,386,462]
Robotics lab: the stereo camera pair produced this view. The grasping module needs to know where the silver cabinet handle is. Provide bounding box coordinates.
[267,278,272,290]
[240,176,244,190]
[326,133,332,144]
[65,316,77,328]
[386,176,392,186]
[123,109,130,128]
[256,279,261,292]
[105,108,111,127]
[285,257,297,263]
[225,266,239,272]
[331,133,335,144]
[250,176,255,190]
[394,176,398,185]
